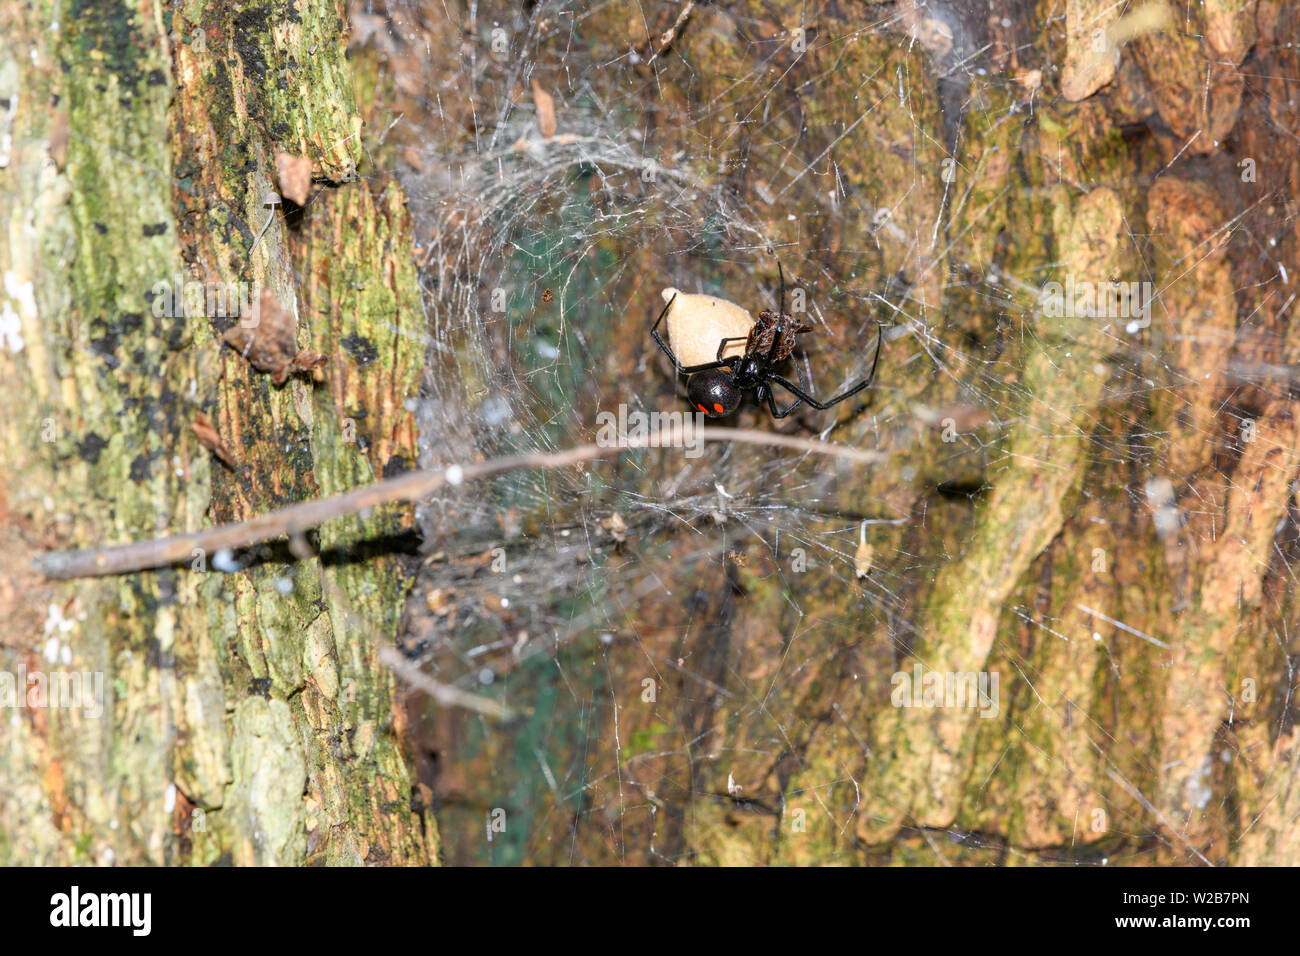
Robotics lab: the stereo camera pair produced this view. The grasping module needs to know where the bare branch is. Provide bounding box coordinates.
[379,646,515,720]
[647,1,696,65]
[35,427,885,579]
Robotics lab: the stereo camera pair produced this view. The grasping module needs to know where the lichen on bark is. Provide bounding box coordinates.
[0,0,435,865]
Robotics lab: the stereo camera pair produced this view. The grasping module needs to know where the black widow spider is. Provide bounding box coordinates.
[651,263,884,419]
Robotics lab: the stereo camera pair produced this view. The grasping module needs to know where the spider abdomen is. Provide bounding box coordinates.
[687,368,743,417]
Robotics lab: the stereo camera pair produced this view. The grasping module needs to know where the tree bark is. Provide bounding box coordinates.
[3,0,1298,869]
[387,0,1300,865]
[0,0,434,864]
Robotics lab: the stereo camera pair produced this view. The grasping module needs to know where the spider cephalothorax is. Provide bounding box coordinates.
[652,263,882,420]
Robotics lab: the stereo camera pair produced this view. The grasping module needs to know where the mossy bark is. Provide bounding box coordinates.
[391,0,1300,866]
[0,0,434,864]
[3,0,1297,868]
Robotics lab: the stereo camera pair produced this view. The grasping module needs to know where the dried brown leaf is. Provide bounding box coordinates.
[191,412,238,469]
[401,147,425,172]
[601,512,627,542]
[531,79,557,139]
[275,151,313,205]
[854,521,874,579]
[47,109,69,170]
[223,290,327,386]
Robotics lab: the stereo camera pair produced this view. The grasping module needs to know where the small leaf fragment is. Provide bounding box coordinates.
[191,412,238,469]
[223,290,327,386]
[275,151,313,205]
[854,521,874,579]
[531,79,557,139]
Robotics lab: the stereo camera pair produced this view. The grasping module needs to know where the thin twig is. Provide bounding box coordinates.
[287,532,513,720]
[35,427,885,579]
[647,0,695,65]
[378,646,515,720]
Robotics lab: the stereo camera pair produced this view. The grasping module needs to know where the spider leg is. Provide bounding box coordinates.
[672,354,733,375]
[777,260,786,316]
[768,321,884,409]
[650,293,678,364]
[768,373,851,410]
[759,382,805,419]
[797,350,814,391]
[650,291,681,361]
[714,336,748,362]
[650,292,732,374]
[863,320,885,389]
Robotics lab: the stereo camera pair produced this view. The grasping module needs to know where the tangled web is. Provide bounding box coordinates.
[356,0,1300,865]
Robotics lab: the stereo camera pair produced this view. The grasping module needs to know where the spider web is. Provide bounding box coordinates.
[350,0,1300,865]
